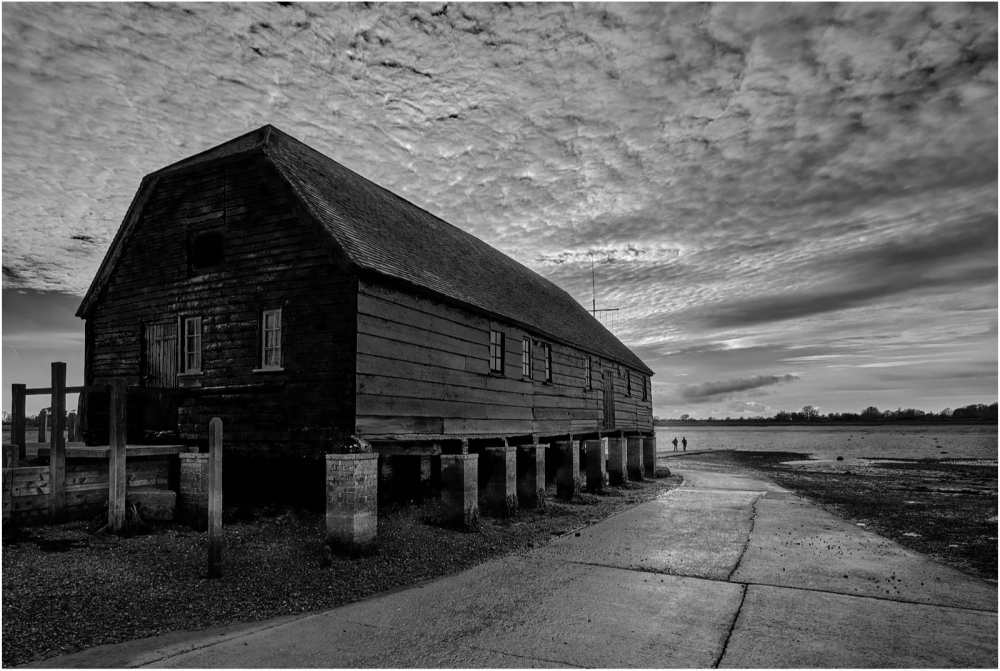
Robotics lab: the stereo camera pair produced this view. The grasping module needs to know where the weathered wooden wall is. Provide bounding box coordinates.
[355,281,652,439]
[85,156,356,456]
[7,457,170,525]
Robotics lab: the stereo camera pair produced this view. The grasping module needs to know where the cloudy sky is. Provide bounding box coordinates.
[3,2,997,418]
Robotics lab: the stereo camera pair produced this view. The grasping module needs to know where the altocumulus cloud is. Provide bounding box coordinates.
[679,374,800,403]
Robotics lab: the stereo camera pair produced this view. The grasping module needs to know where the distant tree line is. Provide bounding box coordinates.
[2,410,54,427]
[656,402,998,424]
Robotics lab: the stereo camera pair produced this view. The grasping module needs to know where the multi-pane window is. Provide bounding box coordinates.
[261,308,282,370]
[626,369,632,396]
[182,316,202,373]
[490,330,505,374]
[522,337,532,378]
[543,343,552,383]
[585,356,592,389]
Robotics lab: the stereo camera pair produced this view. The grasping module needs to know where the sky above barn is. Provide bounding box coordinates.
[2,2,997,418]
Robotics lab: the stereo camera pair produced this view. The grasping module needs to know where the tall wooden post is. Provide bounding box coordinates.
[208,417,223,578]
[49,363,67,521]
[108,379,128,533]
[11,384,26,463]
[38,409,47,443]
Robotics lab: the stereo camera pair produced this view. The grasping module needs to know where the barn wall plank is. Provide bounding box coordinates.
[86,157,356,456]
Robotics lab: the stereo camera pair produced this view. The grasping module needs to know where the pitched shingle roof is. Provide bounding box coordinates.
[82,125,652,375]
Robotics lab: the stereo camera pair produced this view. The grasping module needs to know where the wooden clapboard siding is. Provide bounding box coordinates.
[355,280,651,438]
[85,156,355,456]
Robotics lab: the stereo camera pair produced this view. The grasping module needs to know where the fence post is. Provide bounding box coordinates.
[208,417,223,578]
[38,409,47,443]
[49,363,66,522]
[11,384,26,463]
[108,379,128,533]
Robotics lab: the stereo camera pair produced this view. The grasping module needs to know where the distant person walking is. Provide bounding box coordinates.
[682,437,687,451]
[672,437,678,451]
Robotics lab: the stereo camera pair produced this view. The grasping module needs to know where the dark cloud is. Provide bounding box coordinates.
[678,374,799,403]
[702,211,998,329]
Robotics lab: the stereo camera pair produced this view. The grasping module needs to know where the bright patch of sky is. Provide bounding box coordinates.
[3,2,997,418]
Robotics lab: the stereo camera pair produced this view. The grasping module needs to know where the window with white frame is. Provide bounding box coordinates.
[261,308,282,370]
[490,330,505,374]
[522,337,532,378]
[543,343,552,383]
[626,369,632,396]
[182,316,202,374]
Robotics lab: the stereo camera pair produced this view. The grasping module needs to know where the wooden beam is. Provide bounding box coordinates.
[11,384,26,462]
[49,363,67,522]
[27,385,122,395]
[208,417,223,578]
[108,379,127,533]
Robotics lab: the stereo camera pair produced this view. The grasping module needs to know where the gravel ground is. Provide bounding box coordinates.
[2,475,681,667]
[672,451,998,583]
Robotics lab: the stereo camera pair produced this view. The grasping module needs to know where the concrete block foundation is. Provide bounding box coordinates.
[607,438,627,485]
[480,447,517,517]
[555,441,580,500]
[643,437,657,478]
[584,440,607,493]
[627,437,645,481]
[441,454,479,528]
[326,453,378,554]
[516,445,546,509]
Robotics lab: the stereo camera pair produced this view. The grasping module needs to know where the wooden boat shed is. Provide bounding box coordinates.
[77,125,654,504]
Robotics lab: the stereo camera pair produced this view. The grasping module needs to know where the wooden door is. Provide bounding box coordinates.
[602,370,616,431]
[141,323,179,438]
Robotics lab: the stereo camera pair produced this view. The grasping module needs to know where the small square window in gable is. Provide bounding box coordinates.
[189,229,225,275]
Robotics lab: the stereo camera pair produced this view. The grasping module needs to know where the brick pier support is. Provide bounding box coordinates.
[441,454,479,528]
[607,437,627,485]
[326,453,378,553]
[584,439,607,493]
[643,437,657,478]
[178,453,209,530]
[554,440,580,500]
[480,447,517,517]
[516,444,546,508]
[627,437,645,481]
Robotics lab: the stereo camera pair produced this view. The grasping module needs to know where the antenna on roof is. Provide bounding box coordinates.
[590,250,621,335]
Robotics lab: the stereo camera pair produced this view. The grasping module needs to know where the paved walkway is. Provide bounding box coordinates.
[29,469,998,668]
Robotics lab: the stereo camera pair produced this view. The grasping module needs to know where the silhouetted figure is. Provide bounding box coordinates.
[672,437,678,451]
[682,436,687,451]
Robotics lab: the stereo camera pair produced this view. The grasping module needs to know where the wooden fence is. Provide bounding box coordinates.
[4,361,184,528]
[6,457,171,524]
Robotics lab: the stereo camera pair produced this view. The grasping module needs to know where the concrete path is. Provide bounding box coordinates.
[28,469,998,668]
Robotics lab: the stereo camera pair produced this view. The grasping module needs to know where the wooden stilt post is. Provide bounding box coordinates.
[208,417,223,578]
[11,384,26,463]
[108,379,128,533]
[67,412,76,444]
[49,363,67,522]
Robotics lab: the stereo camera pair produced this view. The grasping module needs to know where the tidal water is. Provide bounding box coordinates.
[655,424,998,462]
